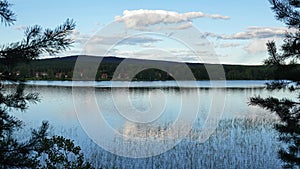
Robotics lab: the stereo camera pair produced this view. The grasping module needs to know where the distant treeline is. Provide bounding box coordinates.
[0,55,299,81]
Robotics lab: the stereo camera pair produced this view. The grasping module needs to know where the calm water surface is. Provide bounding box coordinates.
[10,81,297,168]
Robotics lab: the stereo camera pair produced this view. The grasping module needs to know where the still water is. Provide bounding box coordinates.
[10,81,296,168]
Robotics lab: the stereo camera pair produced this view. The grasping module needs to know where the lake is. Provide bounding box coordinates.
[10,80,296,168]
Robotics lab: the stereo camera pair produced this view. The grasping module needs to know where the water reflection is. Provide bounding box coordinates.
[11,83,297,168]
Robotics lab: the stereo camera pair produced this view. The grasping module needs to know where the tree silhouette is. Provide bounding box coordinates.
[0,0,15,26]
[0,1,93,168]
[250,0,300,168]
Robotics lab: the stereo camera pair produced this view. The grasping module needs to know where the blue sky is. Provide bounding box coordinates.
[1,0,288,65]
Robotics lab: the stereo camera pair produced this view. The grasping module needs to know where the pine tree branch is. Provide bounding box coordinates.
[0,0,15,26]
[0,19,76,67]
[270,0,300,28]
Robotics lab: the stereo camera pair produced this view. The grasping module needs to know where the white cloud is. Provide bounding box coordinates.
[243,39,267,54]
[15,25,26,31]
[204,26,291,55]
[95,21,101,26]
[218,43,241,48]
[169,22,193,30]
[205,27,288,40]
[106,47,223,63]
[140,43,156,48]
[88,35,160,46]
[71,30,89,44]
[71,30,161,46]
[115,9,230,29]
[119,36,162,45]
[243,38,284,54]
[101,44,238,64]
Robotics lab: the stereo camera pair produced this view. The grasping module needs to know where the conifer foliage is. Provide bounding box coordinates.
[250,0,300,168]
[0,1,93,168]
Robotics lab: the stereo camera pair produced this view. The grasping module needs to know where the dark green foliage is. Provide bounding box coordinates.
[264,40,286,65]
[0,83,40,110]
[250,0,300,168]
[39,136,93,169]
[0,0,15,26]
[2,55,300,81]
[1,121,48,168]
[0,1,94,168]
[0,19,75,71]
[134,69,174,81]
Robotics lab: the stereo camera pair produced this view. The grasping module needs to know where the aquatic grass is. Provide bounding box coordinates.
[20,116,280,169]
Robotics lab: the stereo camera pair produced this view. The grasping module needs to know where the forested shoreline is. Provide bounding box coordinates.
[1,55,299,81]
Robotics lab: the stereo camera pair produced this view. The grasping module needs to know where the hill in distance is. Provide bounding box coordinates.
[1,55,299,81]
